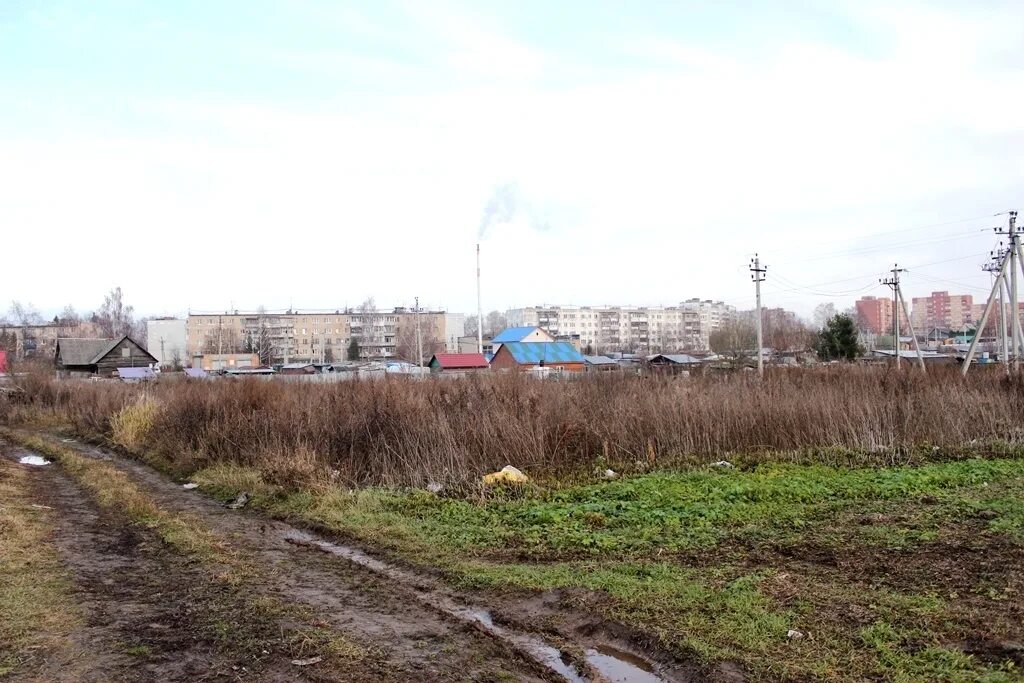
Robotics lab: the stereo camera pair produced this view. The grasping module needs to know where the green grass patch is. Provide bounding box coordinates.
[186,455,1024,682]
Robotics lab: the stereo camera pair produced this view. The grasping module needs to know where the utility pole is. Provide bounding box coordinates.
[749,254,766,378]
[1010,211,1020,371]
[881,269,901,369]
[159,337,165,365]
[983,252,1007,371]
[217,316,223,356]
[882,265,924,372]
[415,296,423,369]
[897,266,929,374]
[962,212,1023,375]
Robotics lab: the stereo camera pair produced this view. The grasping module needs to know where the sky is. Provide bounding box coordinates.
[2,1,1023,320]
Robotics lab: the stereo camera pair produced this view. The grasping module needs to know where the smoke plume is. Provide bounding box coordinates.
[478,182,551,239]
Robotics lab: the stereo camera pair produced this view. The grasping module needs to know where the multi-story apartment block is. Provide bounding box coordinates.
[854,295,911,335]
[911,291,974,332]
[506,300,734,353]
[0,321,105,361]
[187,308,449,364]
[855,296,894,335]
[971,301,1024,335]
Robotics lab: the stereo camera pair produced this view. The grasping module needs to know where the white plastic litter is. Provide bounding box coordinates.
[787,629,806,640]
[290,656,323,666]
[182,483,199,490]
[710,460,734,468]
[19,455,50,466]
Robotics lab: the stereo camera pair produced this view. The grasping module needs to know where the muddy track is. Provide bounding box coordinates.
[13,433,712,682]
[4,447,309,682]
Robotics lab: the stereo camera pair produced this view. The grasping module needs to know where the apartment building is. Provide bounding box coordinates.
[855,296,894,335]
[971,301,1024,335]
[854,295,912,335]
[186,308,449,364]
[910,291,974,332]
[506,300,734,352]
[0,321,104,361]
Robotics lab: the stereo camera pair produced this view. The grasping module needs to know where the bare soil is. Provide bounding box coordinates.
[1,441,554,682]
[5,434,709,682]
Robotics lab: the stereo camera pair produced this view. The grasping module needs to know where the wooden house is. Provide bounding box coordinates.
[490,341,585,373]
[55,336,157,377]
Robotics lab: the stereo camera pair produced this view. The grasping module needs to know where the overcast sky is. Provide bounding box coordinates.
[2,1,1022,320]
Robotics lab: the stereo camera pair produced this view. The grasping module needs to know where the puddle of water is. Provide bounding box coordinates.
[18,454,51,466]
[286,532,591,682]
[586,644,662,683]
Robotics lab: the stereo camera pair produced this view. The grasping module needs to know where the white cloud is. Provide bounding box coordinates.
[1,1,1022,318]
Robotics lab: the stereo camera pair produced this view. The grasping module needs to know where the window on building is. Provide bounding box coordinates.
[122,347,130,358]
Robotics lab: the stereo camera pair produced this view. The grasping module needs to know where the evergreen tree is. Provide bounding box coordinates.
[347,338,360,361]
[816,314,860,361]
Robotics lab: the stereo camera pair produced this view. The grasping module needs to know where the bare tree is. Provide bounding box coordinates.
[762,308,816,352]
[485,310,507,336]
[465,311,507,338]
[710,320,757,362]
[812,303,836,330]
[243,308,274,366]
[395,322,441,364]
[202,326,242,354]
[8,301,43,326]
[95,287,136,337]
[355,298,383,359]
[465,315,479,337]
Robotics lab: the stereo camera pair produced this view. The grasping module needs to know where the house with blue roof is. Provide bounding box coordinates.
[490,341,585,373]
[491,326,555,345]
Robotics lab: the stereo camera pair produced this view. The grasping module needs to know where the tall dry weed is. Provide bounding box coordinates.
[4,366,1023,487]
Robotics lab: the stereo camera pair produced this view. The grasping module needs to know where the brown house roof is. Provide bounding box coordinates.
[56,335,155,367]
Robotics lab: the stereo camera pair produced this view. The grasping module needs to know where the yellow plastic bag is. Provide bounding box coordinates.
[482,465,529,485]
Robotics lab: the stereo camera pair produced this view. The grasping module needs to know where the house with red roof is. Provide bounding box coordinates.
[427,353,489,373]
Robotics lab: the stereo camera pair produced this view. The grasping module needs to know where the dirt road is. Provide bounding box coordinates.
[1,434,690,683]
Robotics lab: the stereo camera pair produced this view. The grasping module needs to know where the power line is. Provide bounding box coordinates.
[767,229,987,267]
[759,213,999,256]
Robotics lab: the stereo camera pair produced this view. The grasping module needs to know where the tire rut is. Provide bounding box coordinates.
[3,447,305,682]
[32,437,555,682]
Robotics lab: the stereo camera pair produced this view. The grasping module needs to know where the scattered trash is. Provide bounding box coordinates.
[482,465,529,486]
[29,504,53,510]
[182,483,199,490]
[226,492,250,510]
[290,655,322,667]
[60,438,76,443]
[603,469,617,478]
[787,629,806,640]
[426,482,443,494]
[710,460,734,468]
[19,455,50,466]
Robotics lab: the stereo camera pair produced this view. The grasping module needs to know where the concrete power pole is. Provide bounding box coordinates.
[880,266,924,370]
[415,296,423,369]
[962,212,1022,376]
[983,252,1007,372]
[1009,211,1020,372]
[892,267,925,371]
[749,254,766,378]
